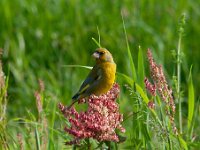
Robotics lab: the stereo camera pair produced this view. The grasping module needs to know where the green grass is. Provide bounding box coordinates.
[0,0,200,149]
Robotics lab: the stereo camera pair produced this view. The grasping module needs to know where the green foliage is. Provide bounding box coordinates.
[137,46,145,89]
[0,0,199,149]
[187,66,194,138]
[122,14,137,83]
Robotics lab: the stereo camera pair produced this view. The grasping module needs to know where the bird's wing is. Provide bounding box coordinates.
[72,65,102,99]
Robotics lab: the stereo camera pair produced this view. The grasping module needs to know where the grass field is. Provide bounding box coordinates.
[0,0,200,149]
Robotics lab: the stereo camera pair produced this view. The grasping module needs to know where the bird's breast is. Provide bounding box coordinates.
[101,63,116,80]
[94,62,116,95]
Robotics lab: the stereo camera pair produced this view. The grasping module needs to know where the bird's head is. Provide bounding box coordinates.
[92,48,114,63]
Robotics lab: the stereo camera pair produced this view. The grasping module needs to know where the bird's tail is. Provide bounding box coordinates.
[67,99,78,109]
[67,94,80,109]
[72,93,79,100]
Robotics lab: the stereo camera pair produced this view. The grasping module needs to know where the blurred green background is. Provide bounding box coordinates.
[0,0,199,134]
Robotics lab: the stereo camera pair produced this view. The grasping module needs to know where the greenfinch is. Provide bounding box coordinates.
[69,48,116,108]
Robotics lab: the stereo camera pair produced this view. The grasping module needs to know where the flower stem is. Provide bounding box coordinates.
[177,35,182,134]
[86,138,91,150]
[177,14,185,134]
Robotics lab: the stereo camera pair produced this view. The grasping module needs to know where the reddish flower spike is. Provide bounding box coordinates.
[59,83,125,144]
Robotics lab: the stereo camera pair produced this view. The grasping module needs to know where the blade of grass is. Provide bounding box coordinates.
[92,37,101,48]
[49,97,57,149]
[116,72,134,85]
[116,72,148,103]
[177,13,186,134]
[121,13,137,83]
[137,45,145,88]
[62,65,92,70]
[187,66,194,138]
[188,97,200,142]
[178,135,188,150]
[97,26,101,47]
[35,126,40,150]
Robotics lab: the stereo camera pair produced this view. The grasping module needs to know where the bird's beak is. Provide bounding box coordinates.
[92,52,100,59]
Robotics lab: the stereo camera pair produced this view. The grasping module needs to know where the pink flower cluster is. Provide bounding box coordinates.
[58,83,125,145]
[145,49,177,135]
[144,77,156,96]
[146,49,175,114]
[148,100,155,109]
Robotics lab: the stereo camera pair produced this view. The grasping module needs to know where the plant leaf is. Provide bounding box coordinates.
[178,135,188,150]
[121,14,137,82]
[92,37,101,48]
[116,72,149,103]
[62,65,92,70]
[137,46,145,88]
[187,66,194,134]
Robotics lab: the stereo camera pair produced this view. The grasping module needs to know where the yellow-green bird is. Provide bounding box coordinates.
[69,48,116,108]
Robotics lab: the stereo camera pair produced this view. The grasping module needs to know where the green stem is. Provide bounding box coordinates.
[177,35,182,134]
[167,132,172,150]
[86,138,91,150]
[177,14,185,134]
[114,142,118,150]
[155,96,173,149]
[72,145,76,150]
[177,14,186,134]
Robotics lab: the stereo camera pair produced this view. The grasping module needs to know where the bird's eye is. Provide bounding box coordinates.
[99,51,105,55]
